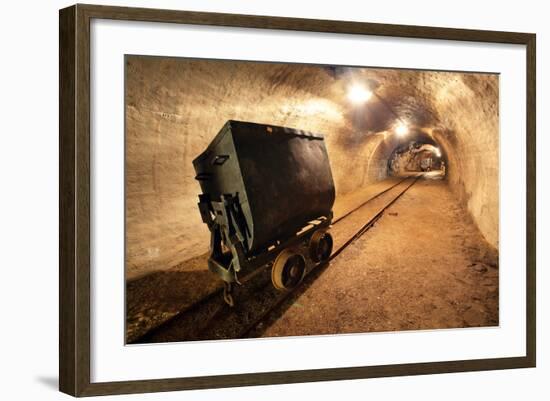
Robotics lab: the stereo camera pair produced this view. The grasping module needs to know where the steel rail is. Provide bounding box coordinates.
[236,175,421,339]
[131,175,419,344]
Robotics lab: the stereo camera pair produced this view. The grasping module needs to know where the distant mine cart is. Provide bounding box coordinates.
[193,120,335,305]
[420,157,433,172]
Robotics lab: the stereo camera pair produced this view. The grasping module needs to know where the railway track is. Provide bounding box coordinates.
[132,175,421,344]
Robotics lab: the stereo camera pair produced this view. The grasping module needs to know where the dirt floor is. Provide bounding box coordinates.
[126,253,219,343]
[262,176,498,337]
[126,175,498,342]
[126,176,406,342]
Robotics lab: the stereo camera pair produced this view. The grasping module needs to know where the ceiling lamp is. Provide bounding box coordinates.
[347,84,373,104]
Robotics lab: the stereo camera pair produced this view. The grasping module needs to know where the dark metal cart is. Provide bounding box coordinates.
[193,120,335,305]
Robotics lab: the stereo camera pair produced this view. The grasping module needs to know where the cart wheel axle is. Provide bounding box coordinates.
[271,249,306,291]
[309,229,333,263]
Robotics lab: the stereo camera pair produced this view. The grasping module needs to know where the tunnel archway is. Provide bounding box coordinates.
[386,137,448,177]
[125,57,498,278]
[123,55,502,344]
[362,128,448,180]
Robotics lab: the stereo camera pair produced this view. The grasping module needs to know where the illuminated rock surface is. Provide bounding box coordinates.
[125,56,498,279]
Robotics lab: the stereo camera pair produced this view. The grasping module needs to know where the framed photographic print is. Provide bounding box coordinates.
[59,4,536,397]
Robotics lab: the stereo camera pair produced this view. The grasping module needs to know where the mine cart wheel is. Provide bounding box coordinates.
[271,249,306,291]
[309,229,333,263]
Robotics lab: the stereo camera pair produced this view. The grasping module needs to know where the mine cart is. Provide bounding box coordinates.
[193,120,335,305]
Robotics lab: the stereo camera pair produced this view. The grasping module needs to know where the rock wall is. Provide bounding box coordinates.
[125,56,498,279]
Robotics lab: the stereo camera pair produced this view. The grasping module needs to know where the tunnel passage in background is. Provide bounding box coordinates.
[388,141,447,176]
[387,133,448,177]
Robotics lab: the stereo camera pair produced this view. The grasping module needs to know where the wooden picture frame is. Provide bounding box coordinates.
[59,3,536,396]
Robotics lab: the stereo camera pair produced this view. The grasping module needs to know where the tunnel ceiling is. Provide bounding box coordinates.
[126,57,499,278]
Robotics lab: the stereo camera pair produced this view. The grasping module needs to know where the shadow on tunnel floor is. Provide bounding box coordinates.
[125,253,221,343]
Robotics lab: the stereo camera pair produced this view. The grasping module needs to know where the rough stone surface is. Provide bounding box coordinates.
[261,178,498,337]
[125,56,498,279]
[125,177,405,342]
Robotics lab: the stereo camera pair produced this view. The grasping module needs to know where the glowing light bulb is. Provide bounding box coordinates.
[434,147,441,157]
[395,123,408,137]
[347,84,373,104]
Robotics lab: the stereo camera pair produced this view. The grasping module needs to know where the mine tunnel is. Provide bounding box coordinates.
[125,57,499,343]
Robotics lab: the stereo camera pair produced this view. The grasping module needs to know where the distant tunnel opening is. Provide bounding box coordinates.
[388,140,447,177]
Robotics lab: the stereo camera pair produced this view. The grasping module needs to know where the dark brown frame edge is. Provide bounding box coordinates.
[59,3,536,397]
